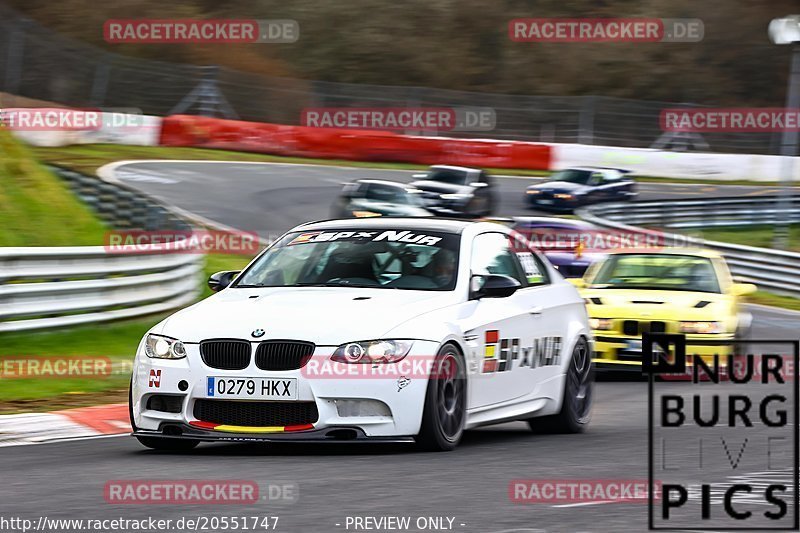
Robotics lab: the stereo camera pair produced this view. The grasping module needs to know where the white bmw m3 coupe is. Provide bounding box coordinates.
[130,218,593,451]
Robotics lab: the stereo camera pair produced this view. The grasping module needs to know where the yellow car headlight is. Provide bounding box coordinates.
[589,318,613,331]
[679,321,723,334]
[554,193,574,200]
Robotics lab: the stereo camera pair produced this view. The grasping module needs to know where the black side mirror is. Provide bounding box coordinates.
[470,274,521,299]
[208,270,240,292]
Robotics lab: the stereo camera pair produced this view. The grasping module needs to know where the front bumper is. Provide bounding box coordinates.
[131,340,440,440]
[527,197,577,212]
[426,204,471,217]
[592,333,736,369]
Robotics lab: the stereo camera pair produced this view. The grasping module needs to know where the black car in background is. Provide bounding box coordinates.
[331,179,433,218]
[409,165,496,218]
[526,167,636,212]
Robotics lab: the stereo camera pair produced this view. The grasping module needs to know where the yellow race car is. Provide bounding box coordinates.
[571,248,756,370]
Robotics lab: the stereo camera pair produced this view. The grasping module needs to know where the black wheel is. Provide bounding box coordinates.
[415,344,466,451]
[129,380,199,452]
[528,336,593,434]
[728,326,751,380]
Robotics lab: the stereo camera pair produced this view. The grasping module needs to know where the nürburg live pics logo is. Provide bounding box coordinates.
[646,333,799,530]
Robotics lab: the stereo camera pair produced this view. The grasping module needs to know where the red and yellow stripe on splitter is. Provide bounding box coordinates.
[189,421,314,433]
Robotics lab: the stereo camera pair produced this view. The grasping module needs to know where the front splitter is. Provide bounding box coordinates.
[133,424,415,444]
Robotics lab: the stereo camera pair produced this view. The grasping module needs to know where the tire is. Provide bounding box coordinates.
[482,193,496,217]
[415,343,467,451]
[728,326,751,380]
[528,336,593,434]
[129,379,199,452]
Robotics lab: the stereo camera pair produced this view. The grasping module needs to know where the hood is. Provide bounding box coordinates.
[529,181,587,193]
[160,287,458,344]
[410,180,469,195]
[580,288,732,320]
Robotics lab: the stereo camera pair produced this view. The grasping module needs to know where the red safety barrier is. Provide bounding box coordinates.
[159,115,552,170]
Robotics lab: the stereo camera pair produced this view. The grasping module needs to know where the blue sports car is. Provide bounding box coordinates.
[526,167,636,212]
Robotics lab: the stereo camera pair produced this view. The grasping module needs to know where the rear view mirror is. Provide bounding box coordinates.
[731,282,757,297]
[470,274,521,299]
[208,270,241,292]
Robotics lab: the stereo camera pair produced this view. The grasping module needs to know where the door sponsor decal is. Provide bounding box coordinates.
[482,329,562,373]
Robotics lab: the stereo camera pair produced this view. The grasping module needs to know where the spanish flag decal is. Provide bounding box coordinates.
[483,330,499,373]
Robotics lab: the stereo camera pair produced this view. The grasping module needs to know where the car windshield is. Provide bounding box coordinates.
[589,254,721,293]
[426,168,469,185]
[405,190,426,207]
[549,169,594,184]
[235,229,460,291]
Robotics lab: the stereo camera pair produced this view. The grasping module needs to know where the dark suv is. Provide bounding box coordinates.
[409,165,496,218]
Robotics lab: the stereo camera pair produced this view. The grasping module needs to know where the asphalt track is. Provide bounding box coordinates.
[2,161,797,533]
[106,161,785,238]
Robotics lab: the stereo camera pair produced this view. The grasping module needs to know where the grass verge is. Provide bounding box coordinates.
[746,291,800,313]
[0,129,108,246]
[683,225,800,252]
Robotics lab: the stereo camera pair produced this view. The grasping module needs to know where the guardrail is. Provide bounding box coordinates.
[0,247,203,332]
[578,196,800,298]
[587,196,800,229]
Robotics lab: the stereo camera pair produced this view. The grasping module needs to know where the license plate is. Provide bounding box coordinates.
[626,339,642,352]
[206,377,297,400]
[538,199,553,205]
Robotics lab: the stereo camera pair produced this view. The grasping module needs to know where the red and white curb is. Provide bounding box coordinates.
[0,403,130,447]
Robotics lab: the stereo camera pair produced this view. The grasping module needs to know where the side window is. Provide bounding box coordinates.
[471,233,527,285]
[590,172,604,185]
[368,184,403,202]
[354,183,370,198]
[515,251,550,286]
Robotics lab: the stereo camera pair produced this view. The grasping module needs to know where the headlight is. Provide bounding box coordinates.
[589,318,613,330]
[145,334,187,359]
[554,193,574,200]
[331,340,414,364]
[680,321,723,334]
[526,189,541,195]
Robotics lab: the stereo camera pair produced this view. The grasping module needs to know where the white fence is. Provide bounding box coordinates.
[0,247,203,332]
